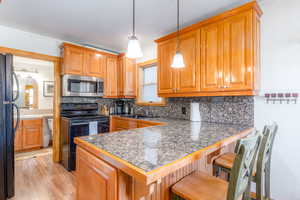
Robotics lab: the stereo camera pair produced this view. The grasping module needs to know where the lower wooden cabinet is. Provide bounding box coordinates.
[76,147,118,200]
[14,118,43,152]
[110,116,163,132]
[14,121,23,152]
[110,116,137,132]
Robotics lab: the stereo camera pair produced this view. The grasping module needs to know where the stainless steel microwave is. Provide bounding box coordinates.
[62,75,104,97]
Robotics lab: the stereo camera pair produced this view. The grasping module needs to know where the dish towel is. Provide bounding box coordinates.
[89,121,98,135]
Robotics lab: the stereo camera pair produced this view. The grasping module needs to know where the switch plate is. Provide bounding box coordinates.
[182,107,186,115]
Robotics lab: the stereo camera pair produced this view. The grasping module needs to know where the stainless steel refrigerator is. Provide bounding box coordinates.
[0,53,20,200]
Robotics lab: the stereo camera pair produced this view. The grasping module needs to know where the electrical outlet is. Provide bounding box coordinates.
[182,107,187,115]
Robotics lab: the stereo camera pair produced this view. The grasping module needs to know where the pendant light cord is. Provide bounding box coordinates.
[133,0,135,36]
[176,0,180,51]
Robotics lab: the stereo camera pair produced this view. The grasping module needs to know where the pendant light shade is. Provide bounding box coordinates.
[171,51,185,68]
[126,0,143,59]
[126,35,143,59]
[171,0,185,68]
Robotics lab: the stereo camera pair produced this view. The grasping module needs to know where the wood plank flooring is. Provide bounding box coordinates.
[11,155,76,200]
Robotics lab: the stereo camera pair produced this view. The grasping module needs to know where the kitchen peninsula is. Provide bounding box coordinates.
[74,117,253,200]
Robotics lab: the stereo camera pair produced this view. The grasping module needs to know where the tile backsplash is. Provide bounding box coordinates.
[61,96,254,126]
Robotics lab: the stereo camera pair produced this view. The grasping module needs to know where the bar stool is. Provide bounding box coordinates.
[213,123,278,200]
[172,131,261,200]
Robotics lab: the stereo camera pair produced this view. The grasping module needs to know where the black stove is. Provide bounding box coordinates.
[60,103,110,171]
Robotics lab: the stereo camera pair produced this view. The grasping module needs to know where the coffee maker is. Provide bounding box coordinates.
[109,100,132,115]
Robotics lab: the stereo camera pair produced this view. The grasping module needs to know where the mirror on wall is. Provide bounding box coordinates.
[14,75,39,109]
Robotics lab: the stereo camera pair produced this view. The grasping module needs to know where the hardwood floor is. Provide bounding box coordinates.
[11,155,76,200]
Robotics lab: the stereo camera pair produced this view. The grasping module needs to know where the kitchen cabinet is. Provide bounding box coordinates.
[14,121,23,152]
[176,31,200,94]
[104,55,137,98]
[110,116,163,132]
[76,147,117,200]
[156,2,262,97]
[110,116,137,132]
[14,118,43,152]
[200,22,223,91]
[62,43,107,78]
[222,11,253,91]
[158,31,200,96]
[85,49,106,78]
[157,38,177,94]
[104,57,119,98]
[62,43,85,76]
[118,55,136,98]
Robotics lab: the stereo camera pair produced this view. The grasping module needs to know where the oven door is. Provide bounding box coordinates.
[62,74,103,97]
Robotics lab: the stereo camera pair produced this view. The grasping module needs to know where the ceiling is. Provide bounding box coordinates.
[0,0,254,53]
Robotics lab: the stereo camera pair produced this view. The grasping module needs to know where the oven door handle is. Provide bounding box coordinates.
[71,122,90,126]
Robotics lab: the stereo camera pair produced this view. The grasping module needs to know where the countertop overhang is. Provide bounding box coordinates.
[75,117,253,184]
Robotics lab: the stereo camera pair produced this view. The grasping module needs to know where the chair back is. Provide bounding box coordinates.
[256,123,278,200]
[227,131,261,200]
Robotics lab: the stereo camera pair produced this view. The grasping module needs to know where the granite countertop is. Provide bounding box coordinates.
[80,118,252,172]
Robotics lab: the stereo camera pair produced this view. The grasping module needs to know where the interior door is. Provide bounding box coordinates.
[176,30,200,93]
[157,39,177,94]
[200,23,223,91]
[222,11,253,91]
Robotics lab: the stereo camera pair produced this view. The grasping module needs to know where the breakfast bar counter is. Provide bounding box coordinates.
[74,118,253,200]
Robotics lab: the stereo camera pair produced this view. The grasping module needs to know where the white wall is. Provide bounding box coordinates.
[0,25,63,57]
[255,0,300,199]
[14,60,54,110]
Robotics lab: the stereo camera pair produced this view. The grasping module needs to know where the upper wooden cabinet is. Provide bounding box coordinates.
[158,31,199,95]
[157,38,177,94]
[104,55,136,98]
[62,44,85,75]
[85,49,106,78]
[156,1,262,97]
[200,22,222,92]
[61,43,107,78]
[118,55,137,98]
[104,56,119,98]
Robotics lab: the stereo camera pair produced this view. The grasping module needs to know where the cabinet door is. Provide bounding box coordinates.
[123,58,136,97]
[117,57,124,96]
[105,57,119,97]
[63,45,85,75]
[14,121,23,152]
[22,119,42,150]
[222,11,253,91]
[76,147,117,200]
[85,50,106,78]
[176,31,200,93]
[200,23,223,91]
[157,39,177,94]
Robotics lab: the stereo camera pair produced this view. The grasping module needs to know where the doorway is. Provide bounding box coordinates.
[12,56,55,160]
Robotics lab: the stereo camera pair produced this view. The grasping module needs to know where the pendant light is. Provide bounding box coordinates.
[126,0,143,59]
[171,0,185,68]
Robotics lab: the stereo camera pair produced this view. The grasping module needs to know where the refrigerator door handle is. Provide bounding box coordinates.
[12,72,20,101]
[12,103,20,135]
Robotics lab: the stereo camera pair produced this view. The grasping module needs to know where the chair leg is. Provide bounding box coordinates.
[265,162,271,200]
[213,164,220,177]
[256,171,263,200]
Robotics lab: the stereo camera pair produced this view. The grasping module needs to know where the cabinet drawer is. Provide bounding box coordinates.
[115,119,137,129]
[23,119,42,127]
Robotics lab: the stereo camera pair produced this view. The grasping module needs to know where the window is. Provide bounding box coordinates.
[136,59,165,106]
